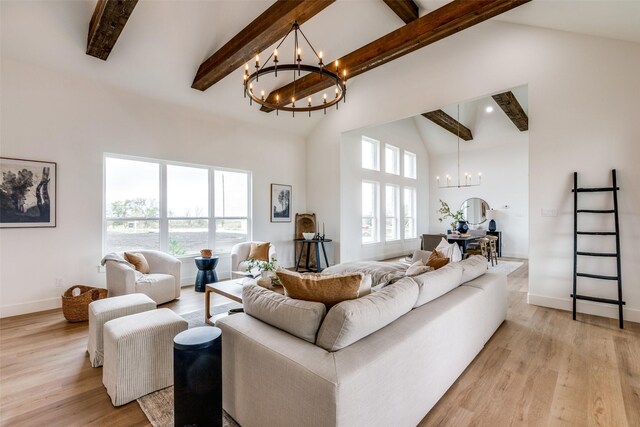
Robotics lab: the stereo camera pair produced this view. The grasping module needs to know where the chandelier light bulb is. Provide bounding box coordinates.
[319,51,323,59]
[274,49,278,58]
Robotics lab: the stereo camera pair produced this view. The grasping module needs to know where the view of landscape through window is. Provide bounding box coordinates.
[105,156,250,255]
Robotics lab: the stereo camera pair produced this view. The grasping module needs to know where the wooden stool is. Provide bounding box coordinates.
[486,235,499,266]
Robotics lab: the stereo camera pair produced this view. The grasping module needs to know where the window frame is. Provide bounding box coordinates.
[385,184,400,241]
[361,136,380,171]
[385,144,400,175]
[403,186,417,239]
[103,153,252,257]
[361,180,380,244]
[403,150,417,179]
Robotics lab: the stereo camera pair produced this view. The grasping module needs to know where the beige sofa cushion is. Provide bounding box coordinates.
[459,255,488,284]
[276,269,362,308]
[242,283,327,343]
[316,279,419,352]
[412,262,463,308]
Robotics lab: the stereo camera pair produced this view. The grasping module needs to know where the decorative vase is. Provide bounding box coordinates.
[488,219,497,232]
[457,221,468,233]
[200,249,212,258]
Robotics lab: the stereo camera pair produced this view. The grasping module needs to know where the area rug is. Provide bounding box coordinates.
[488,260,523,275]
[138,386,240,427]
[181,301,242,328]
[137,302,242,426]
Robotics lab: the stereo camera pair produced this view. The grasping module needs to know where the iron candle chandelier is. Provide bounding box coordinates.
[243,22,347,116]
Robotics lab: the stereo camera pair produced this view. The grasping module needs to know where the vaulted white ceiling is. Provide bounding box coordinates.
[2,0,638,138]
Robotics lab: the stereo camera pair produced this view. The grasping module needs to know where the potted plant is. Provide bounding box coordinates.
[437,199,467,233]
[247,256,278,279]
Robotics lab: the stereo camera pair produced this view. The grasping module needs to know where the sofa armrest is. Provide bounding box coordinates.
[217,314,338,427]
[105,261,136,297]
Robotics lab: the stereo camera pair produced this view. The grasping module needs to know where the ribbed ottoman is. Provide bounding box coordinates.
[87,293,156,367]
[103,308,188,406]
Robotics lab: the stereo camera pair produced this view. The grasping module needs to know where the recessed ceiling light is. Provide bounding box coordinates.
[485,106,494,113]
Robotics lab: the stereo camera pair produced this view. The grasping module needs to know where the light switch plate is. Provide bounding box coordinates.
[541,208,557,217]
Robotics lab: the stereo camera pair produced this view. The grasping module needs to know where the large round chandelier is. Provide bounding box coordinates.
[243,22,347,116]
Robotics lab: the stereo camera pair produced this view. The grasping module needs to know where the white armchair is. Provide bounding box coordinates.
[105,250,181,304]
[230,242,277,279]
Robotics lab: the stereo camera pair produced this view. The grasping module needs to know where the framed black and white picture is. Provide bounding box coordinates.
[0,157,57,228]
[270,183,291,223]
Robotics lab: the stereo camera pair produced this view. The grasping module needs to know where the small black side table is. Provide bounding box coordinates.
[174,326,222,427]
[195,256,218,292]
[294,238,332,272]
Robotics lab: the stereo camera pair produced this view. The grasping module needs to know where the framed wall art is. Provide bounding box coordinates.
[0,157,57,228]
[270,183,291,223]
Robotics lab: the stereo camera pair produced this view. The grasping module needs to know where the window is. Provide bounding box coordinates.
[385,144,400,175]
[167,165,209,256]
[361,181,379,244]
[214,170,249,253]
[404,187,417,239]
[404,151,416,179]
[385,184,399,241]
[361,137,379,171]
[105,157,160,252]
[104,155,251,256]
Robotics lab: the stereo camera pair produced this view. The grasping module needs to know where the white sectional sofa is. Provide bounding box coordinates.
[217,256,507,427]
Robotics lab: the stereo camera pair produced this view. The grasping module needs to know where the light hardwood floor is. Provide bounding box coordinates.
[1,262,638,426]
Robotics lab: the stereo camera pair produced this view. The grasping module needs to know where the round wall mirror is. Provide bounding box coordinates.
[460,198,490,225]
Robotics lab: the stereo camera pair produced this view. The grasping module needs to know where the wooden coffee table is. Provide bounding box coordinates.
[204,279,283,325]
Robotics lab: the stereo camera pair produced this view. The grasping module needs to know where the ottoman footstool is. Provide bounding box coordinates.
[87,293,156,367]
[103,308,187,406]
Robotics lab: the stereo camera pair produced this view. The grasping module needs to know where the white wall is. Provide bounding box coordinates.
[0,58,307,317]
[340,118,429,263]
[305,22,640,322]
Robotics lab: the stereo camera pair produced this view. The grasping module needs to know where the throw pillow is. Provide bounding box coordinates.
[405,260,431,276]
[411,249,431,265]
[276,269,362,308]
[426,250,450,270]
[436,238,462,262]
[248,242,270,261]
[242,283,327,343]
[124,252,150,274]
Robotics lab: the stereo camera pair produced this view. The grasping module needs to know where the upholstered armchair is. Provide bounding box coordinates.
[105,250,181,304]
[230,242,277,279]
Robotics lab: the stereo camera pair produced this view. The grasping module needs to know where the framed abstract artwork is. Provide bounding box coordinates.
[0,157,57,228]
[270,183,291,222]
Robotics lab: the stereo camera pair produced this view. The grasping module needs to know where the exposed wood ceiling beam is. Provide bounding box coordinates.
[492,91,529,131]
[422,110,473,141]
[191,0,335,91]
[382,0,419,24]
[86,0,139,61]
[260,0,530,112]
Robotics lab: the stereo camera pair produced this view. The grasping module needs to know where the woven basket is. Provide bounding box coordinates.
[62,285,108,322]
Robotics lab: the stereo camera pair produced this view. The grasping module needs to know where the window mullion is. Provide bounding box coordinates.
[159,162,168,252]
[209,168,216,251]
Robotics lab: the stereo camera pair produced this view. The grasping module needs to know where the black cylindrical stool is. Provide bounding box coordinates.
[174,326,222,427]
[194,256,219,292]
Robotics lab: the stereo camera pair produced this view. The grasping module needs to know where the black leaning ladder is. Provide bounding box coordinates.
[571,169,624,328]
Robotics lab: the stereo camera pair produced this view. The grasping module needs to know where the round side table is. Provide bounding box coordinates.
[194,256,219,292]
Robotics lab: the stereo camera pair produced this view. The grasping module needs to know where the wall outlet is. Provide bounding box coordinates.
[541,208,558,217]
[54,277,64,288]
[97,265,106,273]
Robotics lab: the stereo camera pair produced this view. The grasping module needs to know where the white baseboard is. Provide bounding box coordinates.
[1,297,61,318]
[528,293,639,323]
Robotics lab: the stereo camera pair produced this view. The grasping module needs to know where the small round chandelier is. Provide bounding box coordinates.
[243,21,347,116]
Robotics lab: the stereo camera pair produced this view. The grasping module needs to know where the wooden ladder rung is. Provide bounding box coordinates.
[576,251,617,257]
[576,272,618,281]
[571,294,625,306]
